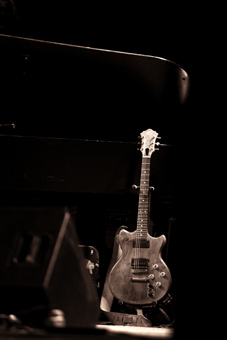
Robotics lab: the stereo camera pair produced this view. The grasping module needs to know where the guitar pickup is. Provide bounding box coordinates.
[131,258,149,269]
[133,240,150,248]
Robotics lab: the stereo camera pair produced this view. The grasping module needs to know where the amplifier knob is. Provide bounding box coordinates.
[153,264,158,269]
[156,282,161,287]
[160,272,166,277]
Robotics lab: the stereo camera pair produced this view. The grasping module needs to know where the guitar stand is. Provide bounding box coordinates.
[102,308,152,327]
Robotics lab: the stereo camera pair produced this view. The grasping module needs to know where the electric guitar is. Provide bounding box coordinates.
[109,128,172,306]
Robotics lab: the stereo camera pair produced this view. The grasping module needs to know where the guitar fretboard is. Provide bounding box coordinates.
[136,156,151,241]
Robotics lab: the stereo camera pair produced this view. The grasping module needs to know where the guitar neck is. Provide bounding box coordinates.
[136,156,151,238]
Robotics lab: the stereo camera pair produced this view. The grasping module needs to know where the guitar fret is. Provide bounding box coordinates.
[136,154,151,235]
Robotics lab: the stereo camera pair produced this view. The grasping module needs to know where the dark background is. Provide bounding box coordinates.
[0,1,195,73]
[0,1,201,332]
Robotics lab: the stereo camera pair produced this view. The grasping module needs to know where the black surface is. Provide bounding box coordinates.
[0,33,189,145]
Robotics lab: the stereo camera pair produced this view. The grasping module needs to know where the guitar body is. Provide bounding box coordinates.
[109,228,172,306]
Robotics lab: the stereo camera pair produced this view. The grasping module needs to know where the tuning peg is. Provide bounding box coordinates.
[132,184,140,190]
[156,136,161,139]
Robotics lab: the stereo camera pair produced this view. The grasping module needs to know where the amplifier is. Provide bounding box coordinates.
[0,206,100,328]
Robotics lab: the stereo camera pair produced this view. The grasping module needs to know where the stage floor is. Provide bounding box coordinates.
[96,324,174,339]
[0,325,174,340]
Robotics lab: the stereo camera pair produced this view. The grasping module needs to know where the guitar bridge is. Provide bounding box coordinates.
[131,277,149,282]
[131,258,149,274]
[131,268,148,274]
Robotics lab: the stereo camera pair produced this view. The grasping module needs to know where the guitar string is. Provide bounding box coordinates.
[136,156,150,270]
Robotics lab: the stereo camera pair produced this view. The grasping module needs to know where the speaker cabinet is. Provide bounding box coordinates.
[0,206,99,328]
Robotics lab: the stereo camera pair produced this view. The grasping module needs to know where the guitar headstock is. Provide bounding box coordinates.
[140,128,159,157]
